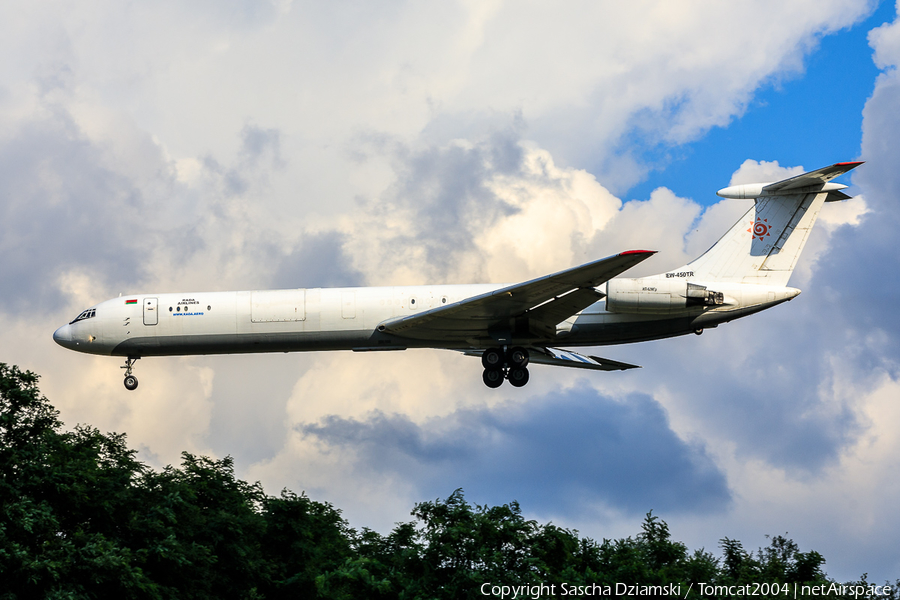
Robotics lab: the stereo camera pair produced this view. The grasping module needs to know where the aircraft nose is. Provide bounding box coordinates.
[53,324,75,349]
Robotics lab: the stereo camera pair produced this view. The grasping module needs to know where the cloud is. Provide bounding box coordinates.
[0,110,154,313]
[296,385,731,519]
[640,324,864,472]
[0,91,364,320]
[485,1,876,187]
[668,367,900,583]
[344,123,717,288]
[270,230,363,289]
[727,159,805,186]
[3,0,871,203]
[343,121,622,286]
[807,9,900,370]
[208,123,286,197]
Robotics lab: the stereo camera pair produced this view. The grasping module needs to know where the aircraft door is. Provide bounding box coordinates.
[143,298,158,326]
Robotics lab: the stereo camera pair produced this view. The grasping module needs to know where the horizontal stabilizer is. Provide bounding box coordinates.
[463,347,640,371]
[825,189,852,202]
[717,161,863,199]
[763,161,863,193]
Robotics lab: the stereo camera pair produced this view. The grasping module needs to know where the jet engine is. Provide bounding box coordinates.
[606,279,724,314]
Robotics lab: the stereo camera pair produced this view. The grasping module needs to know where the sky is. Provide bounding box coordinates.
[1,0,899,583]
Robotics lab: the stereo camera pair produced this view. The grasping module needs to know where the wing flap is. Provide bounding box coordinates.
[529,347,640,371]
[463,346,640,371]
[525,287,605,326]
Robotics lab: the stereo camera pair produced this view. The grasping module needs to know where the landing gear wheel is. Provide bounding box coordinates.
[508,347,529,368]
[508,367,529,387]
[483,368,504,388]
[120,356,140,391]
[481,348,504,369]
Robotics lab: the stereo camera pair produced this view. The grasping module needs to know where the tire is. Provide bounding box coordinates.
[508,347,529,367]
[124,375,139,391]
[508,367,529,387]
[481,348,504,369]
[482,368,504,388]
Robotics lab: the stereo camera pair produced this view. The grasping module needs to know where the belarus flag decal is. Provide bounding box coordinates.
[125,299,138,305]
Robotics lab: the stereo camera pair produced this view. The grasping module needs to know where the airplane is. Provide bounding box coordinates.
[53,161,862,390]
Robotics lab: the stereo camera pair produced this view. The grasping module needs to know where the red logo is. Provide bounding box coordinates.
[747,218,770,241]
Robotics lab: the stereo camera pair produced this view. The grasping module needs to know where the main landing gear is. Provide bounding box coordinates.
[481,347,530,388]
[121,357,140,391]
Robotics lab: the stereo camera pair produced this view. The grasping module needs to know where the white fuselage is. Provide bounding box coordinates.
[52,279,799,358]
[50,161,859,390]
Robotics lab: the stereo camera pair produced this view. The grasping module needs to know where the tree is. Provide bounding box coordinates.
[260,489,353,598]
[0,363,155,598]
[0,364,352,599]
[1,363,895,599]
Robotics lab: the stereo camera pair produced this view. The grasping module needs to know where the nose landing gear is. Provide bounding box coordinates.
[481,347,530,388]
[121,357,140,391]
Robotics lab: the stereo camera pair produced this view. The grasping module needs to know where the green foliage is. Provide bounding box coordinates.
[1,364,154,598]
[0,364,350,599]
[0,363,896,599]
[585,511,717,590]
[260,489,353,598]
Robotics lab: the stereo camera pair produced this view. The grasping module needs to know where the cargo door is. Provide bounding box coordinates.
[251,290,306,322]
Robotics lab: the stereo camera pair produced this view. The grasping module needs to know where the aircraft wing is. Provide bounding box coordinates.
[762,161,863,193]
[379,250,655,341]
[464,347,640,371]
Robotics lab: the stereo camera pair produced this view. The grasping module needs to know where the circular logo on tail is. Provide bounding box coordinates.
[748,218,770,241]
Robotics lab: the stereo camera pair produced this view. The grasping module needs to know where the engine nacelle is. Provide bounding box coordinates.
[606,279,724,314]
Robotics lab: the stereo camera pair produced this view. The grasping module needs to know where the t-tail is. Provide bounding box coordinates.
[682,161,863,286]
[604,161,862,324]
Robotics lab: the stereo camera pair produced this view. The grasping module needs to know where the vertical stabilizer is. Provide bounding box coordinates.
[675,162,862,286]
[686,191,825,286]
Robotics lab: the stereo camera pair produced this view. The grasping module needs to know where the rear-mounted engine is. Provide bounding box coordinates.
[606,279,724,314]
[685,282,724,307]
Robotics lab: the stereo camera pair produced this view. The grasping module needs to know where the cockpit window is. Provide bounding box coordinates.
[69,308,96,325]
